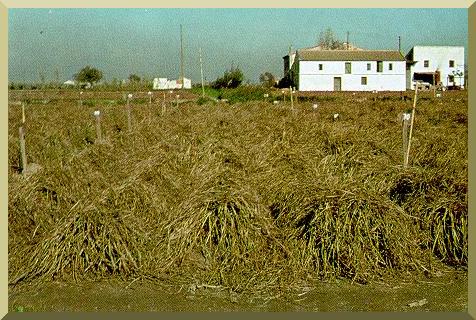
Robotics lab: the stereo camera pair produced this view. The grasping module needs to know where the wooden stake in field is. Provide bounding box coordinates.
[21,102,26,124]
[79,91,83,106]
[19,126,27,175]
[404,85,419,168]
[162,91,166,115]
[289,86,294,110]
[402,112,411,165]
[176,94,180,107]
[127,93,132,132]
[148,91,152,105]
[93,110,102,143]
[282,90,285,102]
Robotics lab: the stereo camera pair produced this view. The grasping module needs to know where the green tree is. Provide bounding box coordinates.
[128,73,141,83]
[259,72,276,88]
[317,28,345,50]
[74,66,103,87]
[212,67,244,89]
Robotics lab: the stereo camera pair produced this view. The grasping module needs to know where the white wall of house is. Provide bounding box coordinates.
[408,46,464,89]
[298,60,406,91]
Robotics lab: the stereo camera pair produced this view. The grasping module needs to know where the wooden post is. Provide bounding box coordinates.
[94,111,102,142]
[289,86,294,110]
[162,91,166,115]
[79,91,83,106]
[402,113,410,166]
[19,126,27,174]
[148,91,152,105]
[282,90,285,102]
[176,95,180,107]
[404,86,418,168]
[127,94,132,132]
[21,103,25,124]
[433,73,436,98]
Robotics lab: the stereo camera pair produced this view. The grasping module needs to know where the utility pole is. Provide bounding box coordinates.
[199,46,205,98]
[288,45,292,71]
[346,31,349,50]
[398,36,401,54]
[180,24,184,88]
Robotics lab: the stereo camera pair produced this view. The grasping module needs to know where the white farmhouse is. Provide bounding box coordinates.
[405,46,465,90]
[284,49,406,92]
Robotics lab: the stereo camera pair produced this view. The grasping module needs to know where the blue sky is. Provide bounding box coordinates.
[8,8,468,84]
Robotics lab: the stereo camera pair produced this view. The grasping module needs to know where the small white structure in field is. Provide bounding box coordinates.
[405,46,465,90]
[93,110,100,117]
[63,80,76,86]
[312,104,318,110]
[153,77,192,90]
[283,49,406,91]
[273,100,279,105]
[333,113,340,120]
[402,113,411,121]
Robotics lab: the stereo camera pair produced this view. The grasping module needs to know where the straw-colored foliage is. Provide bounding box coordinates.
[8,90,467,289]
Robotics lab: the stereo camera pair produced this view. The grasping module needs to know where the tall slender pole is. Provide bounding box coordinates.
[199,47,205,98]
[346,31,349,50]
[180,24,184,89]
[398,36,401,54]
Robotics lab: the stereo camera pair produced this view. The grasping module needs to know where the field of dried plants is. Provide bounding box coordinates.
[8,89,467,296]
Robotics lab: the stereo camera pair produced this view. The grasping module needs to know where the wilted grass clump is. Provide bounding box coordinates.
[270,188,421,283]
[424,201,467,266]
[12,205,144,284]
[156,172,286,288]
[389,170,468,267]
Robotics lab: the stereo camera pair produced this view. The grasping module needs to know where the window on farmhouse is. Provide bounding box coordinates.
[319,64,323,71]
[377,61,383,72]
[449,60,455,67]
[345,62,351,74]
[424,60,429,67]
[389,63,393,71]
[367,63,371,71]
[361,77,367,85]
[449,75,455,83]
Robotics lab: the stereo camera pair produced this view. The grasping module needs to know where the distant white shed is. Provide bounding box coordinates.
[153,77,192,90]
[63,80,76,86]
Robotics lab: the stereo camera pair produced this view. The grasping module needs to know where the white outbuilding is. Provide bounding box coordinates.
[152,77,192,90]
[405,46,465,90]
[284,49,406,92]
[63,80,76,86]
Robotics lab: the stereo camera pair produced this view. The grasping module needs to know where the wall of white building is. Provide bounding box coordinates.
[298,60,406,91]
[409,46,464,89]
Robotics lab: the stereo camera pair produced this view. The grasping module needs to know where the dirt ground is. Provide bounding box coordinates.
[8,269,467,312]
